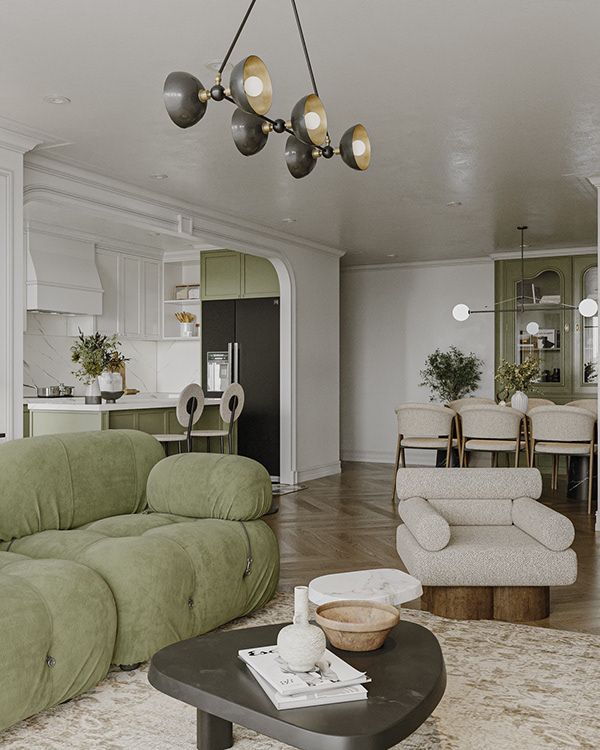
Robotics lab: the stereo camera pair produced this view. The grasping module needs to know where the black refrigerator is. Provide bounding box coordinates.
[202,297,280,478]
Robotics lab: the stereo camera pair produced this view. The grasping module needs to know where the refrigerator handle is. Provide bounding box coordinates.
[233,342,239,383]
[227,342,233,388]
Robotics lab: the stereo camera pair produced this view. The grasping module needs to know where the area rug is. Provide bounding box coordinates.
[2,593,599,750]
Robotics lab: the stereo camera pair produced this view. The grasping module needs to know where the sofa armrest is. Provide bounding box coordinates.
[398,497,451,551]
[146,453,272,520]
[512,496,575,551]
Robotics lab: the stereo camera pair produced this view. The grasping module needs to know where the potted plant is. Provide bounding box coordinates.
[494,358,540,412]
[420,346,484,404]
[71,331,128,404]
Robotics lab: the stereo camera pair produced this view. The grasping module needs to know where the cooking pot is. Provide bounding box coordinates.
[25,384,75,398]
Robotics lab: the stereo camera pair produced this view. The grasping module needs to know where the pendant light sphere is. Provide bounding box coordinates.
[230,55,273,115]
[526,321,540,335]
[273,118,287,134]
[339,124,371,170]
[452,303,470,322]
[231,108,269,156]
[290,94,328,146]
[163,71,208,128]
[210,84,225,101]
[285,135,318,179]
[578,298,598,318]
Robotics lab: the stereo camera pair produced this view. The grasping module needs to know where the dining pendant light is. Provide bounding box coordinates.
[339,124,371,171]
[290,94,328,146]
[163,71,208,128]
[231,108,269,155]
[229,55,273,116]
[285,135,318,178]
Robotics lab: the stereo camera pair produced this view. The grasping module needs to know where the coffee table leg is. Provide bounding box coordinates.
[196,709,233,750]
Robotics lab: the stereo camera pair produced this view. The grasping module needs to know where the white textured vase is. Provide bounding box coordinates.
[85,379,102,405]
[98,371,123,393]
[277,586,326,672]
[511,390,528,413]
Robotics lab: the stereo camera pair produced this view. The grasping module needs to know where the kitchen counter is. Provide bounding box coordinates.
[25,393,222,412]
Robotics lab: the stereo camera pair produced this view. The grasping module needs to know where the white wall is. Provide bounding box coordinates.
[340,260,495,464]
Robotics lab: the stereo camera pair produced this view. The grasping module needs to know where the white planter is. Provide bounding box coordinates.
[98,371,123,393]
[511,390,528,413]
[277,586,326,672]
[85,379,102,405]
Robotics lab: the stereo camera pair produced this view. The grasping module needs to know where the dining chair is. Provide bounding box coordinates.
[566,399,598,417]
[449,397,496,449]
[459,405,526,467]
[526,398,555,412]
[152,383,204,454]
[191,382,245,454]
[391,403,457,502]
[528,405,596,513]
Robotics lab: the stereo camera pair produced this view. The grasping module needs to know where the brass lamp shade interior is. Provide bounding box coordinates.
[339,123,371,170]
[229,55,273,116]
[285,135,318,179]
[163,71,208,128]
[231,108,269,156]
[290,94,328,146]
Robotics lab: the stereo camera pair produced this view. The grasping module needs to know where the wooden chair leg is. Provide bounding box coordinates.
[391,435,402,503]
[514,442,519,467]
[529,440,535,468]
[445,434,452,468]
[552,455,558,490]
[588,441,595,515]
[491,452,498,468]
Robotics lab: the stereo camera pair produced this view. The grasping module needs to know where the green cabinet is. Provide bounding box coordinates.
[495,253,597,402]
[201,250,279,300]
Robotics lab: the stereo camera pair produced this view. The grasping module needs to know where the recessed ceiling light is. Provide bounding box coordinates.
[150,173,169,180]
[43,95,71,105]
[386,253,397,258]
[446,201,462,207]
[281,217,296,223]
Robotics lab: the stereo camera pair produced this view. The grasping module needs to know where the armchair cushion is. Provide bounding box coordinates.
[147,453,272,520]
[397,497,451,551]
[512,496,575,551]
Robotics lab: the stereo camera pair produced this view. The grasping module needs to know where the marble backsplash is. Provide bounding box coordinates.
[24,314,201,396]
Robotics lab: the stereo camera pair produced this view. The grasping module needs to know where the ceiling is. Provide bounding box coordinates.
[1,0,599,265]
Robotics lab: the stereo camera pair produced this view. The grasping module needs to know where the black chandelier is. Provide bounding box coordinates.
[163,0,371,179]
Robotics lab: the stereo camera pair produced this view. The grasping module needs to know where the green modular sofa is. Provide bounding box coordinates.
[0,430,279,732]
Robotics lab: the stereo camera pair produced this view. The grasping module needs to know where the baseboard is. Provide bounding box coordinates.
[295,461,342,482]
[341,449,438,466]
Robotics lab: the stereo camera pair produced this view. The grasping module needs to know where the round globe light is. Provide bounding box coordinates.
[352,139,367,157]
[452,303,470,322]
[304,111,321,130]
[526,321,540,335]
[578,298,598,318]
[243,75,264,97]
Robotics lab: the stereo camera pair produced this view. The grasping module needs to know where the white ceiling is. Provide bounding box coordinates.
[1,0,599,265]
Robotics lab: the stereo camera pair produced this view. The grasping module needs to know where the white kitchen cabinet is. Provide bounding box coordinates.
[122,256,142,337]
[143,260,161,339]
[95,249,120,335]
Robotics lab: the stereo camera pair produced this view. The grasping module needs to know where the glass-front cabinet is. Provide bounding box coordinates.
[495,254,597,401]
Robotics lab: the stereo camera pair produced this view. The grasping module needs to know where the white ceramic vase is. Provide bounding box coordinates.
[85,379,102,405]
[277,586,326,672]
[511,390,528,413]
[98,371,123,393]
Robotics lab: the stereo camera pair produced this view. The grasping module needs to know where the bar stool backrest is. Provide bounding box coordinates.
[220,383,245,424]
[460,405,523,440]
[176,383,205,429]
[529,405,595,442]
[395,403,455,438]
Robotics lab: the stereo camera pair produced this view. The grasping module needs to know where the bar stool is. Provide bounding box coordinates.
[152,383,204,453]
[191,383,245,454]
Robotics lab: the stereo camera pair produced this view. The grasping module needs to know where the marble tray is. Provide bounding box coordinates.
[308,568,423,607]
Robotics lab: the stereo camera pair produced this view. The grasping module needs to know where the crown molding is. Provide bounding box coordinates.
[0,127,41,155]
[588,175,600,189]
[489,245,596,260]
[342,256,492,272]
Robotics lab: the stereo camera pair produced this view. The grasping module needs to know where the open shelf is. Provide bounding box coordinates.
[162,258,201,341]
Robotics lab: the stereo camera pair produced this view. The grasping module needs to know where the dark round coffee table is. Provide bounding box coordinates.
[149,621,446,750]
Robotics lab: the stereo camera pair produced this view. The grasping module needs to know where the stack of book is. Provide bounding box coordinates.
[238,645,370,710]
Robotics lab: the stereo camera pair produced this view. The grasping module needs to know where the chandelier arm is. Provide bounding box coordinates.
[218,0,260,75]
[290,0,320,97]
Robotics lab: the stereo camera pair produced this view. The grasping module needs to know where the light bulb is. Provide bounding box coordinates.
[578,298,598,318]
[243,76,264,97]
[352,139,367,157]
[526,321,539,335]
[304,111,321,130]
[452,304,470,322]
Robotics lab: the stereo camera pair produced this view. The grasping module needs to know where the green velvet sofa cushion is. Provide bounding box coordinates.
[0,552,116,732]
[0,430,164,543]
[11,514,279,665]
[146,453,272,520]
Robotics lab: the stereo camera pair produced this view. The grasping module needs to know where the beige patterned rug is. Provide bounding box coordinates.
[2,593,599,750]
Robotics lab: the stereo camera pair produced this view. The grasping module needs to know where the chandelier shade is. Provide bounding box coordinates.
[231,108,269,155]
[290,94,328,146]
[163,71,208,128]
[229,55,273,116]
[285,135,318,178]
[339,123,371,171]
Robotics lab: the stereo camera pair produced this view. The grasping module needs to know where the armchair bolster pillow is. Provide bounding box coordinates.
[147,453,272,520]
[512,496,575,551]
[398,496,451,551]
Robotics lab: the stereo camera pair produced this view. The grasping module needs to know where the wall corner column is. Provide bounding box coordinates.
[589,175,600,532]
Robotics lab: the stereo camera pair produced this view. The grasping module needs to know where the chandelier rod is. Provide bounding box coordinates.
[290,0,320,97]
[218,0,260,76]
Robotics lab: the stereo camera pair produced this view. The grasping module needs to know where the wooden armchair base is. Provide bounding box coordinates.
[421,585,550,622]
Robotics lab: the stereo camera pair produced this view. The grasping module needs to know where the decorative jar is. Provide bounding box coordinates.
[277,586,326,672]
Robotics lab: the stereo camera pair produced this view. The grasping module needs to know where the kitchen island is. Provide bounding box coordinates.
[24,393,230,453]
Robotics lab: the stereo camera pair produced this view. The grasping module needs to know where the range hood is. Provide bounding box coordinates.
[26,228,103,315]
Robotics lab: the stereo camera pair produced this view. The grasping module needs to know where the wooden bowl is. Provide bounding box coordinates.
[315,599,400,652]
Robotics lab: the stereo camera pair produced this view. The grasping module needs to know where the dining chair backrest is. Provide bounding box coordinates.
[395,403,455,438]
[526,398,554,413]
[529,406,595,442]
[566,399,598,417]
[176,383,205,429]
[448,397,495,413]
[460,405,523,440]
[220,382,245,424]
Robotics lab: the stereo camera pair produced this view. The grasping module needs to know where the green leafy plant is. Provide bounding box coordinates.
[495,358,540,401]
[420,347,484,403]
[71,331,128,384]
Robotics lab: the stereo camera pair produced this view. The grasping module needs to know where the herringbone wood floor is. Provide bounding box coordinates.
[265,462,600,634]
